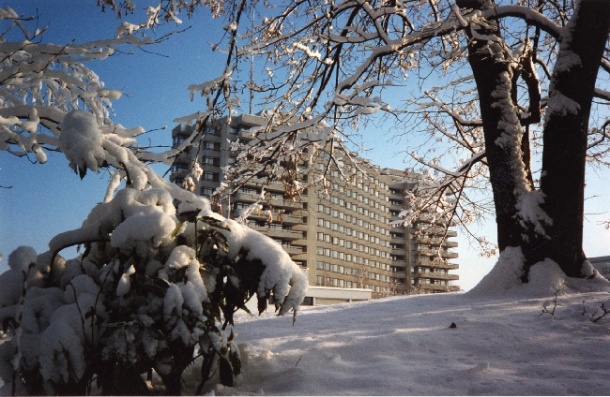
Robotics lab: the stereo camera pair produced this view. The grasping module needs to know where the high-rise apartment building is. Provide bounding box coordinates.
[170,114,459,299]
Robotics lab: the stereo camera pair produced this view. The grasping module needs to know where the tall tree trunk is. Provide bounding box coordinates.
[532,1,610,277]
[460,0,536,253]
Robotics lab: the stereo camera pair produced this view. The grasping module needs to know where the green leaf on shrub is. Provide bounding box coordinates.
[258,295,268,315]
[229,343,241,376]
[219,356,234,387]
[211,230,230,253]
[198,216,231,231]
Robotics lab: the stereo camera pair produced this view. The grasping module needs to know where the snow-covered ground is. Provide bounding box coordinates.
[199,288,610,395]
[3,245,610,395]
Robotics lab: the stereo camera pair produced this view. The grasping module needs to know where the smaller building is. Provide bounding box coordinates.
[589,256,610,279]
[302,286,372,306]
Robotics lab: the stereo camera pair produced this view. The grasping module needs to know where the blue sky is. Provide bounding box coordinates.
[0,0,225,264]
[1,1,609,290]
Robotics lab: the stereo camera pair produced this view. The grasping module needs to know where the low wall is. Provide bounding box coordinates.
[303,286,372,305]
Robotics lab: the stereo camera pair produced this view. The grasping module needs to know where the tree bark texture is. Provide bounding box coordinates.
[533,0,610,277]
[462,0,610,280]
[462,0,535,253]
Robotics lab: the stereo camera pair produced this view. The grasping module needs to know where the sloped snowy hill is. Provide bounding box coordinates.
[204,291,610,395]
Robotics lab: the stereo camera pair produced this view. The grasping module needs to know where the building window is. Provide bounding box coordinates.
[203,141,220,150]
[204,172,219,182]
[202,156,220,166]
[201,187,215,196]
[172,163,189,172]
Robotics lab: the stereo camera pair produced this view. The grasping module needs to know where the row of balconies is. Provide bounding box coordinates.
[233,191,304,209]
[411,223,458,236]
[170,169,189,180]
[238,129,256,140]
[414,247,459,258]
[172,124,223,138]
[391,260,409,269]
[172,116,263,138]
[172,125,192,138]
[250,226,303,240]
[389,201,404,211]
[388,190,404,201]
[391,270,459,282]
[176,152,192,163]
[391,244,458,257]
[390,235,406,244]
[231,211,303,225]
[413,271,460,281]
[242,178,287,192]
[391,248,407,256]
[415,259,459,270]
[415,284,460,293]
[414,236,458,248]
[281,245,304,255]
[391,262,459,273]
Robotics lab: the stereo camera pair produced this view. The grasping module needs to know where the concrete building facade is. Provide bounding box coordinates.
[589,256,610,279]
[170,114,459,299]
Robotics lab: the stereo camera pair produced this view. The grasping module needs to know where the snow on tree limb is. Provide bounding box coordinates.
[0,6,308,393]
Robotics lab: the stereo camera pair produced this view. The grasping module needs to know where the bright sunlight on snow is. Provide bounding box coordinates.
[205,288,610,395]
[163,248,610,395]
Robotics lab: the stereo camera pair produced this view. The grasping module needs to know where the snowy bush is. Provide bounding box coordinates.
[0,186,307,395]
[0,104,307,394]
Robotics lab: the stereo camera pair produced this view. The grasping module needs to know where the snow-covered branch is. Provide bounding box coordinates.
[0,6,308,393]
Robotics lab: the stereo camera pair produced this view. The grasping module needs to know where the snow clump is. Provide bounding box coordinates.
[468,246,526,296]
[469,247,610,298]
[59,110,107,176]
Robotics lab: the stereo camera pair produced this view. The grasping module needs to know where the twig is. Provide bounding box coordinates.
[540,290,561,316]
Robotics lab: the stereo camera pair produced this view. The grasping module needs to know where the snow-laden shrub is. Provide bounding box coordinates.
[0,186,307,395]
